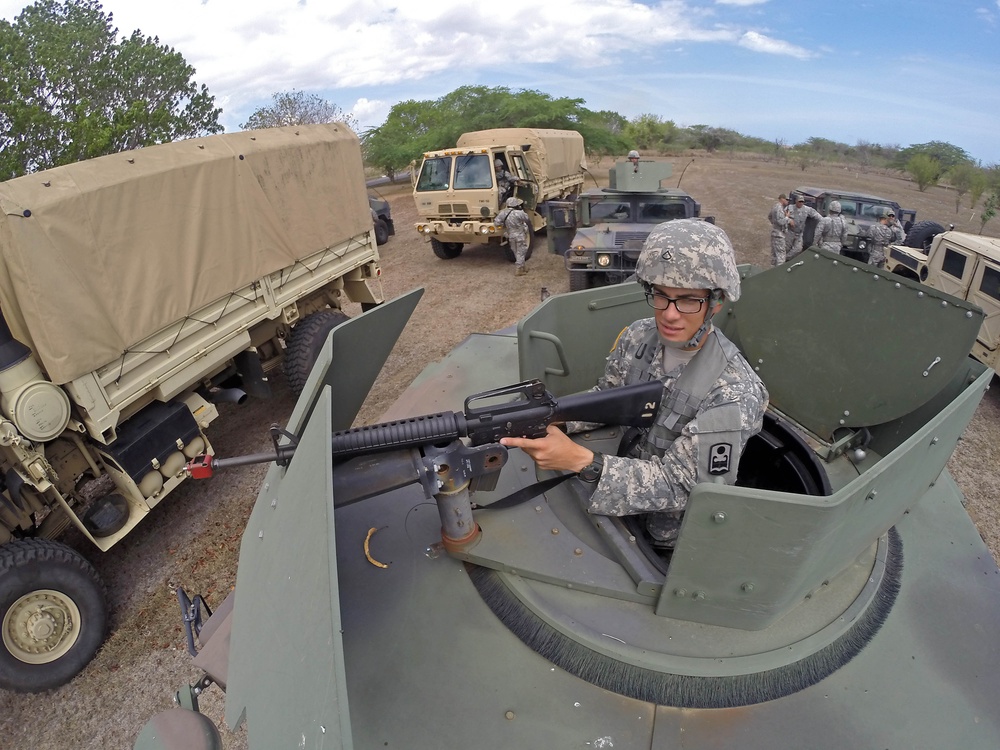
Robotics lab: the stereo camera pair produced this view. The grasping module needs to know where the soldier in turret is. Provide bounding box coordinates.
[502,220,769,547]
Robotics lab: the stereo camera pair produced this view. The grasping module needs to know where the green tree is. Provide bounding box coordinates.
[969,169,988,209]
[0,0,222,179]
[897,141,971,171]
[241,90,357,132]
[906,153,942,192]
[980,189,999,234]
[946,162,977,213]
[624,114,677,152]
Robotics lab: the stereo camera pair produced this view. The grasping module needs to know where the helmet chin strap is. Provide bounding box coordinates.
[661,289,724,350]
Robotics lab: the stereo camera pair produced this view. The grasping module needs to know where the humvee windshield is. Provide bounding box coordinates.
[584,196,689,225]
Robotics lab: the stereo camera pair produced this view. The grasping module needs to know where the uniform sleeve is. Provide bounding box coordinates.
[565,325,634,433]
[585,363,768,517]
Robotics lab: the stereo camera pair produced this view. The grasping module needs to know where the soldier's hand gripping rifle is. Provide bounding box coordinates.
[186,379,663,546]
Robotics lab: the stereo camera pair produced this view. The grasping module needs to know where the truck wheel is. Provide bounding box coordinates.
[431,239,463,259]
[374,218,390,246]
[903,221,945,251]
[569,270,591,292]
[0,539,107,693]
[285,309,350,394]
[502,234,533,263]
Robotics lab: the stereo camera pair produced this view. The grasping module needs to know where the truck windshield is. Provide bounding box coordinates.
[454,154,493,190]
[416,157,452,192]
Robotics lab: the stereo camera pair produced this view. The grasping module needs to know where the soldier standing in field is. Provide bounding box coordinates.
[501,220,769,548]
[494,196,532,276]
[768,193,793,265]
[887,210,906,244]
[866,209,895,268]
[815,200,849,254]
[785,195,823,260]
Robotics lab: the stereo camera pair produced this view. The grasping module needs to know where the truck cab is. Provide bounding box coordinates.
[547,160,712,290]
[885,231,1000,372]
[412,128,586,262]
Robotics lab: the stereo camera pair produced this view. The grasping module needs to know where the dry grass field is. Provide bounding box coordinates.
[2,152,998,749]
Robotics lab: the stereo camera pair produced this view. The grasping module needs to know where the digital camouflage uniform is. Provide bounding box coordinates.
[785,202,823,260]
[889,219,906,245]
[866,221,894,267]
[495,159,516,205]
[570,219,769,545]
[816,212,849,254]
[768,200,792,265]
[494,197,532,273]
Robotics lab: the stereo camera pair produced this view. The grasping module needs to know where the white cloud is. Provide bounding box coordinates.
[738,31,813,59]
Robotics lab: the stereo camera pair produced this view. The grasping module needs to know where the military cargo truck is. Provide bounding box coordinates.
[885,230,1000,374]
[137,251,1000,750]
[547,159,713,290]
[412,128,587,261]
[0,123,383,692]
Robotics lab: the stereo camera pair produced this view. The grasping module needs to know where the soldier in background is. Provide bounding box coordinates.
[501,220,769,548]
[494,196,532,276]
[768,193,793,265]
[627,149,641,172]
[786,195,823,260]
[495,158,517,205]
[815,200,849,254]
[865,209,895,268]
[887,210,906,244]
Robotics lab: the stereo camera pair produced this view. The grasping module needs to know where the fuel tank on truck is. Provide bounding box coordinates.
[137,249,1000,749]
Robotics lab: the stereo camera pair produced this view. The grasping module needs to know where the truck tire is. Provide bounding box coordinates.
[0,539,108,693]
[374,218,390,246]
[502,234,534,264]
[903,221,945,251]
[431,239,463,259]
[285,309,350,394]
[569,270,591,292]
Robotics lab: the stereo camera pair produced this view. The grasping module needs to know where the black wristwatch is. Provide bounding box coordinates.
[578,453,604,483]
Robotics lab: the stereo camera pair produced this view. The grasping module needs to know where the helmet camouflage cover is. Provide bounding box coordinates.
[829,200,842,213]
[627,150,640,159]
[636,219,741,301]
[505,196,523,207]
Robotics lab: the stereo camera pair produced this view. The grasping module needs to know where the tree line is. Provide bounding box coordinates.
[2,0,998,229]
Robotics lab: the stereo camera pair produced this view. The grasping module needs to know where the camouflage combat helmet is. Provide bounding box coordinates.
[829,200,842,214]
[505,196,523,208]
[627,150,640,159]
[495,158,504,168]
[636,219,741,301]
[636,220,740,348]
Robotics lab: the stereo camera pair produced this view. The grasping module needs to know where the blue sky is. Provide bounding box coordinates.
[4,0,1000,164]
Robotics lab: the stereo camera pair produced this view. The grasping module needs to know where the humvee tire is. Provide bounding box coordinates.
[0,539,108,693]
[284,309,350,394]
[904,221,946,252]
[569,270,592,292]
[374,218,390,246]
[431,239,463,259]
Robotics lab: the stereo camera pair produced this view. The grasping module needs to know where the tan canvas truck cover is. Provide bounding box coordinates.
[456,128,587,185]
[0,123,369,385]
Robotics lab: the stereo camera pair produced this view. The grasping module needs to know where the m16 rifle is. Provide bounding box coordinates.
[186,378,663,550]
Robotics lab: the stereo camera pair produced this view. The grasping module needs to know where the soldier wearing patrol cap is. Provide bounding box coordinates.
[865,207,895,268]
[767,193,792,266]
[785,194,822,260]
[502,219,768,548]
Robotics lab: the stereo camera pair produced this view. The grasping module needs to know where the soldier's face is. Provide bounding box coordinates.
[652,284,719,349]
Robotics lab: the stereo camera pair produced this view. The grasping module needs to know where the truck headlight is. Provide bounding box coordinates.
[597,254,612,267]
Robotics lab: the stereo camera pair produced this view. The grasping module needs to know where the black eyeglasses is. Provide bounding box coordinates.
[645,292,708,314]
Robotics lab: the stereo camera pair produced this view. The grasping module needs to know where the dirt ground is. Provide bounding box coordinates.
[2,153,999,749]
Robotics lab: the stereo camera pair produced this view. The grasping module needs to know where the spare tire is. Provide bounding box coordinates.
[903,220,946,251]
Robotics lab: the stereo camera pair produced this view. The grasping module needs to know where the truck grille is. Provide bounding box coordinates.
[614,231,650,249]
[437,203,470,215]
